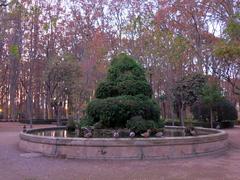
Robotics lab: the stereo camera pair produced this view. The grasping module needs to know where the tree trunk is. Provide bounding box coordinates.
[9,3,22,121]
[210,108,213,128]
[57,104,60,126]
[46,91,51,119]
[179,103,184,127]
[26,93,33,128]
[163,101,166,119]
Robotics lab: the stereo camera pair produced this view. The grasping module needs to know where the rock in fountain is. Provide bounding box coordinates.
[155,131,163,137]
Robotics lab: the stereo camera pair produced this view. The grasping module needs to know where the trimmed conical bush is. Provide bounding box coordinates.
[83,54,163,132]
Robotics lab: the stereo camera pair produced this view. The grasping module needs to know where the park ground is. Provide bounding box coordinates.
[1,123,240,180]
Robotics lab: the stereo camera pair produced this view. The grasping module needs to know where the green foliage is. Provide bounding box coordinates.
[9,44,20,58]
[191,101,209,121]
[172,73,207,109]
[96,80,152,98]
[219,120,235,129]
[213,17,240,96]
[169,35,189,61]
[95,81,118,98]
[86,95,160,128]
[196,84,224,128]
[214,41,240,59]
[216,99,238,121]
[44,54,82,116]
[201,84,223,107]
[107,53,146,82]
[96,53,151,98]
[85,53,162,129]
[66,120,76,132]
[126,116,164,134]
[126,116,154,134]
[225,19,240,41]
[78,116,94,127]
[43,23,49,31]
[191,98,238,123]
[45,55,81,95]
[214,18,240,62]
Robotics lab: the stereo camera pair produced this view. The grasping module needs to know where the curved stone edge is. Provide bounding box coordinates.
[19,126,229,160]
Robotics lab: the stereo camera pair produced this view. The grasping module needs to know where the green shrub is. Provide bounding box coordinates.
[154,119,165,129]
[96,80,152,98]
[126,116,152,134]
[95,53,152,99]
[107,53,146,82]
[87,95,160,128]
[95,81,118,99]
[117,80,152,97]
[191,98,238,126]
[191,101,210,121]
[220,120,235,128]
[84,53,163,129]
[215,99,238,121]
[66,119,76,131]
[126,116,164,134]
[78,116,94,127]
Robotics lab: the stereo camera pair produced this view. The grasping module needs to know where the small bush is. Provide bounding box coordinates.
[215,99,238,121]
[126,116,164,134]
[191,101,210,121]
[126,116,153,134]
[165,120,219,128]
[78,116,94,127]
[220,120,235,128]
[191,98,238,128]
[66,119,76,131]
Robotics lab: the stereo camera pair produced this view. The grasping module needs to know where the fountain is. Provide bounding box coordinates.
[19,54,228,159]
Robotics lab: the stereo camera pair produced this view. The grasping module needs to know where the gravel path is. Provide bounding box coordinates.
[1,122,240,180]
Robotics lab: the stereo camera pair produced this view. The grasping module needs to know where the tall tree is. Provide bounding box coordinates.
[172,74,206,126]
[8,1,23,120]
[201,84,223,128]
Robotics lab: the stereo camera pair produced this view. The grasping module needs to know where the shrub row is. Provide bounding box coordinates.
[165,120,235,129]
[191,99,238,122]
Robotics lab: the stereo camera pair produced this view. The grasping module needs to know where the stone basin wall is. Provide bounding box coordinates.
[19,126,228,160]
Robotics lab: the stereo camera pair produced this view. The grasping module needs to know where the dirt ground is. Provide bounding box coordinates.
[1,122,240,180]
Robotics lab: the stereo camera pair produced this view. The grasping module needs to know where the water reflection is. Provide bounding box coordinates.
[33,130,76,138]
[31,129,212,138]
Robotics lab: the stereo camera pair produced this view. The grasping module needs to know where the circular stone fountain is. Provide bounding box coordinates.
[19,54,228,160]
[19,126,228,160]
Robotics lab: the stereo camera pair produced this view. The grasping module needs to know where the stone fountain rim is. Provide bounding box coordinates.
[19,126,228,147]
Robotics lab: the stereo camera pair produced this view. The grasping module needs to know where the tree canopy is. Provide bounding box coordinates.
[0,0,239,122]
[172,73,207,125]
